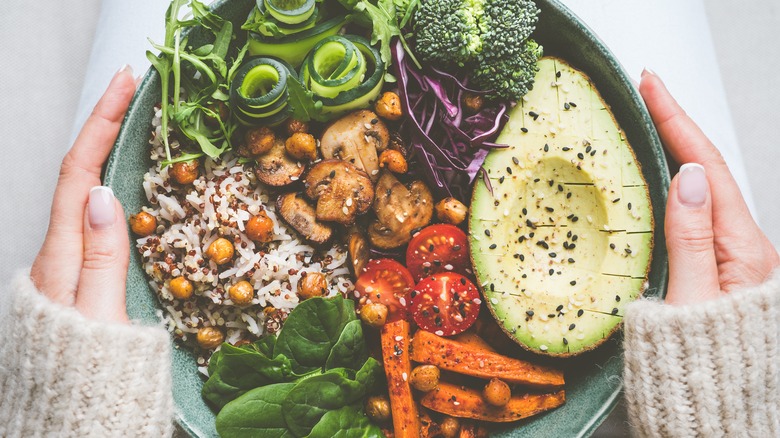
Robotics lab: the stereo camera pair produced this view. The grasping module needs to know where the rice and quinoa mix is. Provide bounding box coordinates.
[135,108,354,371]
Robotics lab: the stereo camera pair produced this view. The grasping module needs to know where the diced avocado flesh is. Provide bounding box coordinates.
[469,57,653,356]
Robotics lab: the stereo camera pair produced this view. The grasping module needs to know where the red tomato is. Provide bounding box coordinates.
[411,272,481,336]
[354,259,415,322]
[405,224,471,282]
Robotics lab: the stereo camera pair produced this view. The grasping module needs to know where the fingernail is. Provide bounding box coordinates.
[89,186,116,230]
[678,163,707,207]
[641,67,656,78]
[116,64,133,76]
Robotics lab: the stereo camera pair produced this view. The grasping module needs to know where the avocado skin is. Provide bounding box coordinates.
[468,57,653,357]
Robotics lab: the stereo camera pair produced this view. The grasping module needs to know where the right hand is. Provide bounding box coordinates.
[640,69,779,305]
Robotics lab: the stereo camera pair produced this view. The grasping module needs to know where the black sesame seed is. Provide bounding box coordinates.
[628,202,633,210]
[549,269,555,276]
[569,323,576,330]
[572,235,578,242]
[585,145,592,153]
[435,316,442,326]
[611,308,619,315]
[615,295,621,302]
[567,214,574,219]
[577,309,584,317]
[529,232,535,238]
[499,176,505,184]
[612,198,620,203]
[529,111,539,119]
[568,258,575,263]
[556,304,564,312]
[512,157,519,165]
[544,144,549,152]
[569,243,576,249]
[545,207,554,213]
[537,241,549,249]
[485,229,491,237]
[526,310,534,317]
[625,248,633,254]
[556,71,561,78]
[572,216,579,222]
[506,167,513,175]
[432,305,440,313]
[564,102,570,110]
[371,118,379,124]
[411,290,418,298]
[549,252,557,258]
[570,280,577,286]
[610,243,616,249]
[519,254,525,261]
[548,313,556,318]
[526,219,536,229]
[513,253,520,259]
[567,192,572,199]
[563,242,570,249]
[562,146,571,151]
[460,277,466,285]
[490,283,495,292]
[518,236,526,243]
[590,149,597,156]
[567,231,572,238]
[429,244,434,251]
[522,207,528,215]
[489,244,497,249]
[521,127,528,133]
[453,244,461,251]
[558,184,564,192]
[534,178,540,183]
[522,274,527,278]
[577,152,585,160]
[563,337,569,345]
[548,180,554,187]
[569,102,577,107]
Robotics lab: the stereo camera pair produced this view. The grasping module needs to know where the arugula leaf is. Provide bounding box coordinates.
[353,0,398,66]
[215,382,297,438]
[286,76,326,122]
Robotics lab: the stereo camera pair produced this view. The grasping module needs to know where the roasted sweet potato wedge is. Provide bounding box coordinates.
[381,320,421,438]
[421,382,565,422]
[410,330,564,389]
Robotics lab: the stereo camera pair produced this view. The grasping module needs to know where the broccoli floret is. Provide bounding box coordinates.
[413,0,486,67]
[472,39,543,101]
[412,0,542,100]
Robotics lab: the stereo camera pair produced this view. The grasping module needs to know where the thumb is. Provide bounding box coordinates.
[75,186,131,323]
[664,163,721,305]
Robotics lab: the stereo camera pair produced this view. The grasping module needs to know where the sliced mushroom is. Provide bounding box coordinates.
[255,138,305,187]
[319,109,390,181]
[347,231,369,277]
[303,159,374,226]
[276,192,333,244]
[368,172,434,249]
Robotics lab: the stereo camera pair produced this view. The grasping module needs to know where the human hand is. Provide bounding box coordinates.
[640,69,780,305]
[30,66,137,323]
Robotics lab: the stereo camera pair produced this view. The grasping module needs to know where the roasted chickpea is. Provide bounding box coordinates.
[285,118,309,135]
[439,416,460,438]
[169,276,193,300]
[462,92,484,114]
[285,132,318,161]
[206,237,234,265]
[378,149,408,174]
[410,365,440,392]
[298,272,328,300]
[129,211,157,236]
[360,302,388,328]
[196,326,225,349]
[375,91,403,121]
[229,280,254,306]
[170,159,200,185]
[246,211,275,243]
[435,197,468,225]
[483,378,511,407]
[365,395,391,422]
[245,126,276,156]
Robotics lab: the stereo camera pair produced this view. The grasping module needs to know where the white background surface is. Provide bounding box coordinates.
[1,0,778,435]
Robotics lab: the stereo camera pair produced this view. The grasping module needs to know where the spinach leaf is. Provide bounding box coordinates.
[274,297,357,374]
[306,404,384,438]
[325,319,368,371]
[215,382,297,438]
[202,342,294,409]
[282,359,384,437]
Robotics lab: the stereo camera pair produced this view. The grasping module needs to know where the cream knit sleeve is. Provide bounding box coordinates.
[0,270,175,437]
[623,269,780,437]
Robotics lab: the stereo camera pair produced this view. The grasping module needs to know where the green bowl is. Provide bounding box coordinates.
[104,0,669,436]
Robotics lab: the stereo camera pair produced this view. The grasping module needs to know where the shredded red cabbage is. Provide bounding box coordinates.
[392,39,509,204]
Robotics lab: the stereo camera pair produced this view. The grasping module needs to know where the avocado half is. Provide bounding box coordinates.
[469,57,653,357]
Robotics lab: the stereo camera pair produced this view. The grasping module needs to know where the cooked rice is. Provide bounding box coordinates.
[136,108,354,371]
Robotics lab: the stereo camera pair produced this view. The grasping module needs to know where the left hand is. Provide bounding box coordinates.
[30,65,137,323]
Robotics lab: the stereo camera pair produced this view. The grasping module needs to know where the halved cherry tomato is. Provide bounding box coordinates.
[354,259,415,322]
[411,272,481,336]
[405,224,471,282]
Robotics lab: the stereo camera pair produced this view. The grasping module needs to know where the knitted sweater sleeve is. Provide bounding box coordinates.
[0,270,175,437]
[623,269,780,437]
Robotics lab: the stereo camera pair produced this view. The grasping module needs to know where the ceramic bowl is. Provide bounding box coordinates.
[104,0,669,435]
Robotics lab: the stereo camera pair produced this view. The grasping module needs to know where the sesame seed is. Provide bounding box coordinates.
[485,229,491,237]
[577,152,585,160]
[569,102,577,107]
[572,235,578,241]
[585,145,592,153]
[616,295,621,302]
[549,252,557,258]
[539,344,548,351]
[625,248,632,254]
[529,111,539,120]
[570,280,577,286]
[556,304,564,312]
[544,144,549,152]
[522,208,528,215]
[558,184,564,192]
[489,244,497,249]
[545,206,554,212]
[611,308,619,315]
[526,310,534,317]
[562,147,571,151]
[564,102,570,110]
[506,167,513,175]
[569,323,576,330]
[519,254,525,261]
[549,269,555,275]
[435,330,444,336]
[610,243,616,249]
[512,157,519,165]
[567,192,572,199]
[537,241,549,249]
[563,337,569,345]
[590,149,597,156]
[568,258,575,263]
[628,202,633,210]
[521,127,528,133]
[612,198,620,203]
[577,309,584,317]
